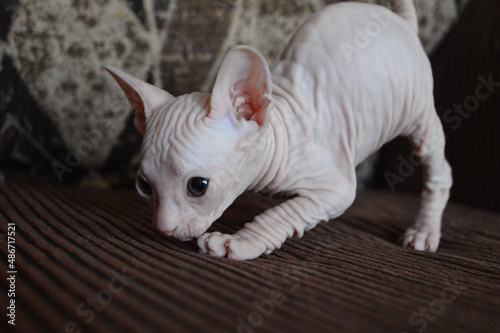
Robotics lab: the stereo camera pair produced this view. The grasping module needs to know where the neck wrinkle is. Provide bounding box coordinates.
[248,84,292,194]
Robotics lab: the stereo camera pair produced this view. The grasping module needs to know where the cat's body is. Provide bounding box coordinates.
[106,0,452,260]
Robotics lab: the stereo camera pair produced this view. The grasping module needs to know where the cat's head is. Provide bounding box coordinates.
[105,46,274,240]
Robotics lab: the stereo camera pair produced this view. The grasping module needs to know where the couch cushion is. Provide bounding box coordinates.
[1,184,498,332]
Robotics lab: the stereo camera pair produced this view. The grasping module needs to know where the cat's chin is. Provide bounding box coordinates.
[158,230,198,241]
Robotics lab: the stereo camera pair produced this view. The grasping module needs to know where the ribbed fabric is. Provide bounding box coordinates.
[375,0,500,212]
[1,183,499,332]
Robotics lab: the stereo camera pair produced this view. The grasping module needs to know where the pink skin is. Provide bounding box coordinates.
[106,0,452,260]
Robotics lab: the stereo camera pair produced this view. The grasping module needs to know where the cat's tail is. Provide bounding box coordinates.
[390,0,418,34]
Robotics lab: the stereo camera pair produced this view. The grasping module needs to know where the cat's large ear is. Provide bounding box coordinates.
[105,66,174,135]
[209,46,273,129]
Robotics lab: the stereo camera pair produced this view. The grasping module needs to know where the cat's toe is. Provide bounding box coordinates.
[402,227,440,252]
[197,232,232,257]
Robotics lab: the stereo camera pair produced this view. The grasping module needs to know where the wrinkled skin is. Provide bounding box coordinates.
[106,0,452,260]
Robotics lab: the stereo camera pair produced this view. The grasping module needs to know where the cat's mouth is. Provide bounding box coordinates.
[158,229,194,242]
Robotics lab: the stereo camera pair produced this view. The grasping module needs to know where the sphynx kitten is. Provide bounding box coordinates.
[105,0,452,260]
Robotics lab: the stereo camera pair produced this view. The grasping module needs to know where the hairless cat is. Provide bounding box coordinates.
[106,0,452,260]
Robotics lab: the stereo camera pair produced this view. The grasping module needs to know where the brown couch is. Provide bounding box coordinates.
[1,184,499,332]
[1,1,499,332]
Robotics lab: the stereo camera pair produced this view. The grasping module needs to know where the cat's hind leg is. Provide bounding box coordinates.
[402,108,452,251]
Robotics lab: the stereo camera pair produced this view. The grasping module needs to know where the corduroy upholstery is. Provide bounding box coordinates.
[1,184,498,332]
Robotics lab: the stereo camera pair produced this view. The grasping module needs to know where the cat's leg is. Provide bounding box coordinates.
[198,177,356,260]
[402,108,452,251]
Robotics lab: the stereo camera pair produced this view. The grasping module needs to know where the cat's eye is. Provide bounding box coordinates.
[136,176,153,199]
[187,177,209,197]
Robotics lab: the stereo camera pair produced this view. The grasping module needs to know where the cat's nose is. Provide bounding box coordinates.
[154,199,179,235]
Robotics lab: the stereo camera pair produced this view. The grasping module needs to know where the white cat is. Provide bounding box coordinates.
[106,0,452,260]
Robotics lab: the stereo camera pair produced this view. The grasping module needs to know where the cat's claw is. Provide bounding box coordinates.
[401,226,440,252]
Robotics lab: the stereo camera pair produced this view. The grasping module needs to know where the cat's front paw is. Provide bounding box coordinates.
[197,232,233,257]
[197,232,267,260]
[401,226,440,252]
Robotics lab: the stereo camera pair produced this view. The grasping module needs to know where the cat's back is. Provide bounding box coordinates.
[272,2,431,164]
[277,2,419,69]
